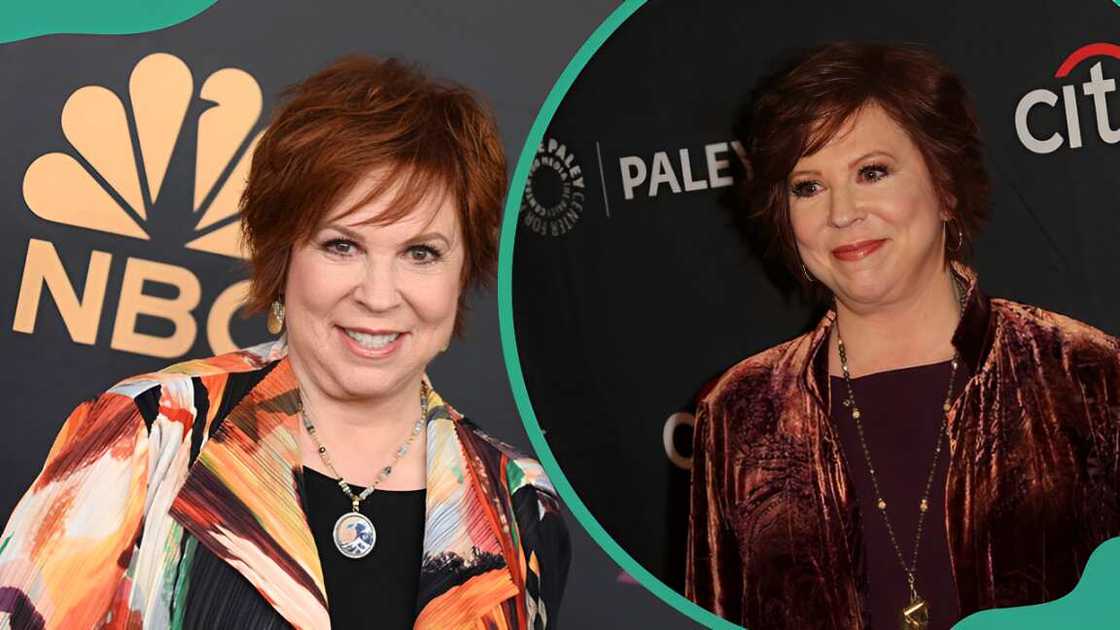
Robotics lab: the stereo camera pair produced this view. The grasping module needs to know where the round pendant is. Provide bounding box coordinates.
[333,511,376,559]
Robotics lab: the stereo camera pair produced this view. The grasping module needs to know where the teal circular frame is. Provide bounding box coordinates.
[498,2,1119,629]
[495,1,738,628]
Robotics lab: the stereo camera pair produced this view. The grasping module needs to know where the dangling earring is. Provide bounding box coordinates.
[946,220,964,253]
[800,262,816,283]
[267,300,285,335]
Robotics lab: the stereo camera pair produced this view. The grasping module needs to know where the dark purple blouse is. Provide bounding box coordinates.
[829,360,969,630]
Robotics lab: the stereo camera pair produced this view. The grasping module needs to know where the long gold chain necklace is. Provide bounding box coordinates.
[834,284,965,629]
[298,382,429,559]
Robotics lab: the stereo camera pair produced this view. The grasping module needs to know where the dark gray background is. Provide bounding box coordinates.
[0,2,698,628]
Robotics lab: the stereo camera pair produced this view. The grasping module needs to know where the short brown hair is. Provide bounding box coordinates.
[739,42,990,292]
[240,55,506,335]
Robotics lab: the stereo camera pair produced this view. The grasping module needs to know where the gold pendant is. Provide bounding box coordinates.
[900,596,929,629]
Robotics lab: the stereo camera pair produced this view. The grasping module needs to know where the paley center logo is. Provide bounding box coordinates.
[1016,42,1120,154]
[617,141,745,201]
[520,138,586,236]
[12,52,264,358]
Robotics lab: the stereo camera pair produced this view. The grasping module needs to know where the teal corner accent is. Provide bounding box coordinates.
[496,1,738,628]
[954,536,1120,629]
[495,2,1120,629]
[1,0,218,44]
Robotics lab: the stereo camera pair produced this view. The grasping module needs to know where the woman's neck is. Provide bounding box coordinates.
[298,377,423,434]
[289,359,428,489]
[829,266,961,378]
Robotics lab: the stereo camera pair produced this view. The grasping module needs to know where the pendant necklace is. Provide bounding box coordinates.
[299,381,429,559]
[834,282,966,630]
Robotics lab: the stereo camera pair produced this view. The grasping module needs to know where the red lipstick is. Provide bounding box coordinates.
[831,239,886,262]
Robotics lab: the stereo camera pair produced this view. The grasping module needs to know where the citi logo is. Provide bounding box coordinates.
[1015,42,1120,154]
[12,52,264,358]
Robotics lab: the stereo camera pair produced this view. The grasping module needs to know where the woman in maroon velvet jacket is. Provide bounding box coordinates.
[685,42,1120,630]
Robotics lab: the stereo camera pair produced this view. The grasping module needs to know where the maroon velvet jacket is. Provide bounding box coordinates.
[686,265,1120,629]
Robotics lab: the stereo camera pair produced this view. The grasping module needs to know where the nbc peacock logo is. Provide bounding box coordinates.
[12,52,265,359]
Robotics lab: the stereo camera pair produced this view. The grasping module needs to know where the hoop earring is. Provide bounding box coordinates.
[266,300,285,335]
[946,221,964,253]
[801,262,816,283]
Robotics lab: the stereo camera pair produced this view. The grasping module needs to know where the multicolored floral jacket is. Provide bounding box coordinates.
[0,340,568,629]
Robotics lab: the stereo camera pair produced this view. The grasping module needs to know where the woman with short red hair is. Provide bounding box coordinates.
[686,42,1119,630]
[0,56,569,630]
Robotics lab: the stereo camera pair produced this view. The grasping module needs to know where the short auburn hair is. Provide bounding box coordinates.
[739,41,990,293]
[240,55,506,336]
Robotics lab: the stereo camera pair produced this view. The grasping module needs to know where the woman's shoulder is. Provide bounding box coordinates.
[87,340,284,440]
[456,417,559,500]
[703,328,819,408]
[991,298,1120,365]
[107,340,282,400]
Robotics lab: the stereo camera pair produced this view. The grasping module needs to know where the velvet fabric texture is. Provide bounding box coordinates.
[686,264,1120,629]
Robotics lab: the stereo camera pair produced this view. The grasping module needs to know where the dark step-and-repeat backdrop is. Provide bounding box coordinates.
[0,2,698,629]
[514,0,1119,613]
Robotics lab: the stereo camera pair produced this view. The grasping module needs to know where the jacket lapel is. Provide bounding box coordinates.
[169,357,330,630]
[168,355,519,629]
[415,389,521,629]
[946,262,993,377]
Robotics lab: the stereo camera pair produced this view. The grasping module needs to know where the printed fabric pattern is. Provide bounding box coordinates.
[0,339,569,629]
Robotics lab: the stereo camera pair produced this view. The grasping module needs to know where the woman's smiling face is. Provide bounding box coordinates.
[788,103,949,310]
[283,173,464,404]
